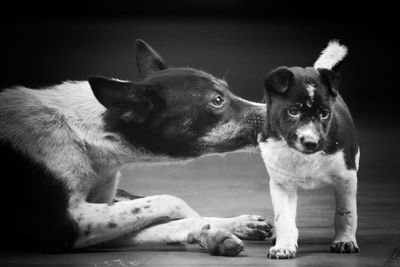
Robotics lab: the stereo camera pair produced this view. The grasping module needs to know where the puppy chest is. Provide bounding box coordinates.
[259,140,345,189]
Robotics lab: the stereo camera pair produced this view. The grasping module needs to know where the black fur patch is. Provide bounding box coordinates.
[0,140,79,252]
[131,208,141,214]
[83,224,92,236]
[338,207,352,216]
[108,221,117,228]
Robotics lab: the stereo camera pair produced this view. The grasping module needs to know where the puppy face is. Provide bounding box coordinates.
[89,40,265,157]
[264,67,339,154]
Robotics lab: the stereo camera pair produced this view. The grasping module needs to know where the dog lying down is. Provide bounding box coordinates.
[259,40,359,259]
[0,40,272,256]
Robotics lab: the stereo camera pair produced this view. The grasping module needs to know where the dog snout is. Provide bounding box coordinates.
[300,136,319,151]
[245,113,266,144]
[296,122,322,153]
[246,113,265,133]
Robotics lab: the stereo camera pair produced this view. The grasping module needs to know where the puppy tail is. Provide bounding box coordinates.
[313,40,348,70]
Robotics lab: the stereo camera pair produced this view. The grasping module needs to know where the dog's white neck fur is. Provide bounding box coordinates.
[313,40,348,70]
[259,139,359,190]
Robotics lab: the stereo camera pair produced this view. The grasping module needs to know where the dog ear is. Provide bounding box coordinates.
[264,67,294,94]
[135,39,167,79]
[88,76,154,123]
[318,68,340,97]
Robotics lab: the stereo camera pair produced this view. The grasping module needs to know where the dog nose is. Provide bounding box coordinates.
[300,137,318,151]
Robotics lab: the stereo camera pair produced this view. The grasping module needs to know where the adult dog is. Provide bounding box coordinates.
[0,40,271,256]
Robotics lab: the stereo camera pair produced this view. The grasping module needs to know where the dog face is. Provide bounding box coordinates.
[89,40,265,157]
[263,66,340,154]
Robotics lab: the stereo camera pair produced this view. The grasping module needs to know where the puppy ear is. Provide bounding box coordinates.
[318,68,340,97]
[135,39,167,79]
[88,76,154,123]
[264,67,294,94]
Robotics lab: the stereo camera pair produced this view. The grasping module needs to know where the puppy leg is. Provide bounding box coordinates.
[70,194,200,248]
[107,218,245,256]
[268,177,298,259]
[204,215,273,240]
[331,171,359,253]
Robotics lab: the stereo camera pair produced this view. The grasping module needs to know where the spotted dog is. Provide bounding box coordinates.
[0,40,272,256]
[259,41,359,259]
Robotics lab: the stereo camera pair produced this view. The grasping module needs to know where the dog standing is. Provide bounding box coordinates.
[259,41,359,259]
[0,40,272,255]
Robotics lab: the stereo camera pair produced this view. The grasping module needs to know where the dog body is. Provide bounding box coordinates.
[0,40,272,255]
[259,46,359,259]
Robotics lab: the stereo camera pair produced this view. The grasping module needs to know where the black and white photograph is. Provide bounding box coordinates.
[0,1,398,266]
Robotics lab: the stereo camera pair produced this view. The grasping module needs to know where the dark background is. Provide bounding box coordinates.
[1,0,397,125]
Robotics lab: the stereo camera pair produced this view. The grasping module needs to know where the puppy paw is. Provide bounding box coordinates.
[199,225,245,257]
[330,240,359,253]
[213,215,274,240]
[268,245,297,259]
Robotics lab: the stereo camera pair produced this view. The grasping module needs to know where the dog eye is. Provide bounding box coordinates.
[287,107,300,117]
[320,109,330,120]
[211,96,225,107]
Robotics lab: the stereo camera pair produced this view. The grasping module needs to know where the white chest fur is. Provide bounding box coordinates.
[259,139,357,190]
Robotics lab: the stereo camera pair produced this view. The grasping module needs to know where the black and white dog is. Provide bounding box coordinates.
[0,40,272,256]
[259,41,359,259]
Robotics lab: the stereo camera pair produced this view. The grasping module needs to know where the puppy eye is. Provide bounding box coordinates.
[211,96,225,107]
[287,107,300,117]
[320,109,330,120]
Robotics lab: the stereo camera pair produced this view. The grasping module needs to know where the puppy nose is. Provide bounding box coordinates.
[300,137,318,151]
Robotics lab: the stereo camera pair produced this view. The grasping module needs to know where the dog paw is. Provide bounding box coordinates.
[199,225,245,257]
[268,245,297,259]
[212,215,274,240]
[330,241,359,253]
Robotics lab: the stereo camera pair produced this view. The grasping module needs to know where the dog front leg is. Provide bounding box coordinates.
[331,171,359,253]
[70,194,200,249]
[105,218,245,256]
[268,177,298,259]
[113,189,274,241]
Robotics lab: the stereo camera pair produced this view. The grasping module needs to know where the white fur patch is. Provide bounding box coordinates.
[313,40,348,70]
[355,149,360,170]
[259,139,357,190]
[201,121,242,144]
[305,84,316,101]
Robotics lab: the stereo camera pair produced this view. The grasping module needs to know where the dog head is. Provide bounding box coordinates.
[263,66,340,154]
[88,40,265,157]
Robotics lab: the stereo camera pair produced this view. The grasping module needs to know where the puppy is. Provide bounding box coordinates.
[259,41,359,259]
[0,40,271,255]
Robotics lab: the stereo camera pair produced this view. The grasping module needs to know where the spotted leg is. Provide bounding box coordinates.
[105,218,246,256]
[70,194,200,249]
[331,171,359,253]
[114,189,274,241]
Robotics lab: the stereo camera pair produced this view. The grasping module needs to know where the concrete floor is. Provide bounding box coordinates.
[1,123,399,266]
